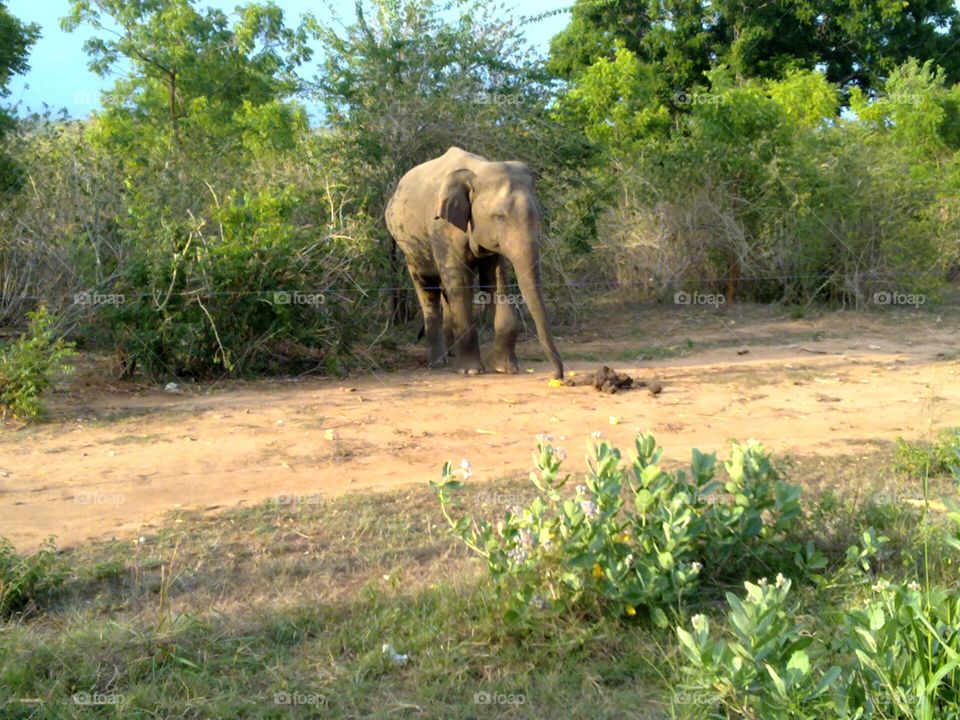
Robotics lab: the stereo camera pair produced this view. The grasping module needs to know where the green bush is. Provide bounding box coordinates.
[0,536,65,618]
[894,430,960,479]
[433,432,806,626]
[677,572,960,719]
[0,307,74,421]
[676,577,841,718]
[105,185,379,378]
[678,502,960,720]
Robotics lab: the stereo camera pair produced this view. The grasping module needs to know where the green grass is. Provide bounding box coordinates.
[3,446,960,719]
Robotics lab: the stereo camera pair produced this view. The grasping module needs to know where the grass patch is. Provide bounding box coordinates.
[4,437,960,718]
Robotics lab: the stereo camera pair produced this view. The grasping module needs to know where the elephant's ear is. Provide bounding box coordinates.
[434,168,475,233]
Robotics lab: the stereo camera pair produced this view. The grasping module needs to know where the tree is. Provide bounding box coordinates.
[311,0,569,320]
[548,0,960,101]
[61,0,312,157]
[0,1,39,191]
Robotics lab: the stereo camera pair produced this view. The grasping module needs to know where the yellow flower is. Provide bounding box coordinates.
[592,563,603,579]
[547,379,564,388]
[619,533,631,543]
[625,604,637,616]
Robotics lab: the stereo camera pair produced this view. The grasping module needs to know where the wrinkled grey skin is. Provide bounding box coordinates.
[385,147,563,379]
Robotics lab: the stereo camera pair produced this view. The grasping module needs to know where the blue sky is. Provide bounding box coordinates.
[5,0,572,119]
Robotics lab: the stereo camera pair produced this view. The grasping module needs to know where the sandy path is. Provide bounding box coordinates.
[1,309,957,550]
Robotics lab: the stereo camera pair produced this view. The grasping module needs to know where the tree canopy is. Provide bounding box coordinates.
[548,0,960,103]
[0,1,39,190]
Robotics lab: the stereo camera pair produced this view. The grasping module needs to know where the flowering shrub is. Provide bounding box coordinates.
[677,577,841,718]
[678,533,960,719]
[432,432,804,625]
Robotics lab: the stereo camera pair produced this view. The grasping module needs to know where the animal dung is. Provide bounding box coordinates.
[563,366,661,396]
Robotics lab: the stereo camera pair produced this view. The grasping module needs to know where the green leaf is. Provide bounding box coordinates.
[787,649,810,676]
[677,626,700,657]
[810,666,842,698]
[765,664,787,697]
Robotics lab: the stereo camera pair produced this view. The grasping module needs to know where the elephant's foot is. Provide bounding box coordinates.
[426,352,448,369]
[426,343,448,368]
[454,356,484,375]
[492,349,519,374]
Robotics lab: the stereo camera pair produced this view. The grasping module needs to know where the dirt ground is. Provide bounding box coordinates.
[2,301,958,551]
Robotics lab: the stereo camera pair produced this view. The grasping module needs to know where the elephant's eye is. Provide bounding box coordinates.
[491,213,507,222]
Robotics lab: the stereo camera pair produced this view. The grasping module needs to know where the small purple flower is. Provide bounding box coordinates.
[580,500,599,520]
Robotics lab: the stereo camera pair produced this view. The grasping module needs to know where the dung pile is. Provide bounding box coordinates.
[563,366,662,396]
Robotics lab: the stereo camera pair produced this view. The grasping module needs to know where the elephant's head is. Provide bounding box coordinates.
[434,162,564,379]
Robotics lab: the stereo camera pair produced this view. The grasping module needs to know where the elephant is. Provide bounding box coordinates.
[385,147,563,379]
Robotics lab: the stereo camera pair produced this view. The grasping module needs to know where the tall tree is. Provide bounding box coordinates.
[549,0,960,101]
[61,0,312,158]
[311,0,560,320]
[0,1,39,191]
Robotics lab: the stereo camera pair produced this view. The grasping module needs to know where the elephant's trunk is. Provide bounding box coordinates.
[508,245,564,380]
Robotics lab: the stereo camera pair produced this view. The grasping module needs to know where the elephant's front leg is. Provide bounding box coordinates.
[441,268,483,374]
[490,256,520,373]
[441,292,455,358]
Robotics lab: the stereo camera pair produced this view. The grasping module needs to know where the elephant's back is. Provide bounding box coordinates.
[386,172,433,240]
[387,148,488,239]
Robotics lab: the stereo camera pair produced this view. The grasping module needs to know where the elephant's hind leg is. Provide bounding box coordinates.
[409,272,446,367]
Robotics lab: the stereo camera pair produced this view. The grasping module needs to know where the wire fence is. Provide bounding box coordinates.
[2,272,951,302]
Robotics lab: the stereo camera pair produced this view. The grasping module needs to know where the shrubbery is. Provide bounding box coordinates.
[575,62,960,304]
[895,429,960,479]
[433,432,808,625]
[0,307,74,421]
[0,536,65,618]
[437,431,960,718]
[679,570,960,718]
